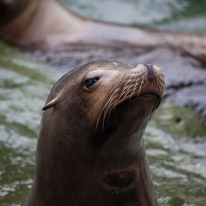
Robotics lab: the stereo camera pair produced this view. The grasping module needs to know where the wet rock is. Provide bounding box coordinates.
[29,42,206,118]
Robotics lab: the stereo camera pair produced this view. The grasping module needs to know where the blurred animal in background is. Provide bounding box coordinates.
[0,0,205,61]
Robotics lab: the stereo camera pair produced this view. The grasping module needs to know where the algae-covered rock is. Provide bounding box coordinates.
[153,101,206,138]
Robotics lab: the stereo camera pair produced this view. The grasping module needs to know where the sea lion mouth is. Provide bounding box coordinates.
[116,93,161,111]
[96,92,160,137]
[135,93,161,109]
[95,91,160,159]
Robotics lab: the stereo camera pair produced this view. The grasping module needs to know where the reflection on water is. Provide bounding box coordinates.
[0,43,205,206]
[59,0,206,33]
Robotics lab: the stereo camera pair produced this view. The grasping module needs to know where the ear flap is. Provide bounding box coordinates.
[42,95,61,111]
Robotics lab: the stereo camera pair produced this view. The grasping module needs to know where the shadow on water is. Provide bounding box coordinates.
[0,42,206,206]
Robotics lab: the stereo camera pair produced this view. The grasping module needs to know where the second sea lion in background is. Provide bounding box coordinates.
[0,0,205,60]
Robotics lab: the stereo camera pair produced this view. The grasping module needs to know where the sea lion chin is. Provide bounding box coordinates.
[24,60,165,206]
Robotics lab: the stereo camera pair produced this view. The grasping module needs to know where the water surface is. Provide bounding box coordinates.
[0,0,206,205]
[0,43,59,205]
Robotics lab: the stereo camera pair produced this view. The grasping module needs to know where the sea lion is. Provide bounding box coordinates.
[0,0,205,60]
[24,60,165,206]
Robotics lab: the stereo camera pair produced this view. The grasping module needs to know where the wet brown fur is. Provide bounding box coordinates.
[24,60,165,206]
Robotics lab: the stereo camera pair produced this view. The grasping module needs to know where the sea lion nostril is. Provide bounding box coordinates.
[144,64,154,80]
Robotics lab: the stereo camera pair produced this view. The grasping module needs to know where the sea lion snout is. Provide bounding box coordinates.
[114,63,165,103]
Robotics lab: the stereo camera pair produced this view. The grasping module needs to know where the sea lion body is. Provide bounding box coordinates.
[24,60,165,206]
[0,0,205,60]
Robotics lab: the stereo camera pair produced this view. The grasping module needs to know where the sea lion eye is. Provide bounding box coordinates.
[83,77,100,89]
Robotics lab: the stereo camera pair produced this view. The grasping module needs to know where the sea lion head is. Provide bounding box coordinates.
[41,60,165,165]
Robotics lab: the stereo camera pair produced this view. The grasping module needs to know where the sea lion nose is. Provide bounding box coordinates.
[144,64,154,80]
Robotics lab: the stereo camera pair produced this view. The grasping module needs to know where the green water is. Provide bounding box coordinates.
[0,0,206,205]
[59,0,206,33]
[0,43,60,205]
[0,42,206,206]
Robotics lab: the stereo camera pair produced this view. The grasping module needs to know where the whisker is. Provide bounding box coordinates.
[138,74,146,95]
[95,68,164,134]
[129,78,139,99]
[95,87,120,131]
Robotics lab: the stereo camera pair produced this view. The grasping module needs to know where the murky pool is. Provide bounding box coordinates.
[0,42,205,206]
